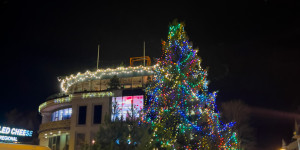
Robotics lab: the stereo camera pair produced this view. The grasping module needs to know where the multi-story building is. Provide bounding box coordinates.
[38,65,153,150]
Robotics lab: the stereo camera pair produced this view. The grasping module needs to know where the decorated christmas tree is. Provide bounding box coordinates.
[143,21,239,149]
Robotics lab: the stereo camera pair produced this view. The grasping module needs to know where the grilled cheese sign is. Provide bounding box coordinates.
[0,125,33,142]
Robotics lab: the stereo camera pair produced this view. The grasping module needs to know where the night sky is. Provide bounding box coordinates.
[1,0,300,149]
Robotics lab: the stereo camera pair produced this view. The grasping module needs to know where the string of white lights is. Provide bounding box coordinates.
[58,66,154,93]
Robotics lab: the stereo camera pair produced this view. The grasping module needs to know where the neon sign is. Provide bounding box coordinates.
[0,125,33,142]
[0,135,17,142]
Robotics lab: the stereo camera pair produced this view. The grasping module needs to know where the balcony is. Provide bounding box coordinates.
[39,119,70,133]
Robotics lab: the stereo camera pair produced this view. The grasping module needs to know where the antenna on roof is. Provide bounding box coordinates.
[97,43,100,70]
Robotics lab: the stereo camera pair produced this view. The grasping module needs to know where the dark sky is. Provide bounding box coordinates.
[1,0,300,149]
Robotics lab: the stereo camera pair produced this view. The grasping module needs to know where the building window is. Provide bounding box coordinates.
[51,108,72,122]
[93,105,102,124]
[65,134,70,150]
[111,95,143,121]
[48,136,60,150]
[75,133,85,150]
[78,106,87,125]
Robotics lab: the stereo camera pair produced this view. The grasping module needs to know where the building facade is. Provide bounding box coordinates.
[38,66,153,150]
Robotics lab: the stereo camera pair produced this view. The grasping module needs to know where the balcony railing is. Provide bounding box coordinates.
[39,119,70,133]
[39,91,115,112]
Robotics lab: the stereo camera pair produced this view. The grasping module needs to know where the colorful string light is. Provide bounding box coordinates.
[143,22,239,149]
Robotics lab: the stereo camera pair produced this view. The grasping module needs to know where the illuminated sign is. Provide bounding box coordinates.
[0,125,33,142]
[0,135,17,142]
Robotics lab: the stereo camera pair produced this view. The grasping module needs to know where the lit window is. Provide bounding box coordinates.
[51,108,72,122]
[111,95,143,121]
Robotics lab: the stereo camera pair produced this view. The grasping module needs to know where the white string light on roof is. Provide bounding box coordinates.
[58,66,155,93]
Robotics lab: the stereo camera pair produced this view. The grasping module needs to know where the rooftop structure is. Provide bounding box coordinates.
[59,65,154,93]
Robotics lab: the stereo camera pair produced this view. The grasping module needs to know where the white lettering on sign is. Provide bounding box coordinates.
[0,126,10,134]
[0,135,17,141]
[0,125,33,137]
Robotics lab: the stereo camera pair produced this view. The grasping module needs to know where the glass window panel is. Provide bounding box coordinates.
[59,110,63,120]
[111,95,144,121]
[48,137,52,148]
[111,97,122,121]
[76,133,85,147]
[133,95,143,118]
[56,136,60,150]
[51,108,72,122]
[78,106,87,125]
[122,96,132,119]
[93,105,102,124]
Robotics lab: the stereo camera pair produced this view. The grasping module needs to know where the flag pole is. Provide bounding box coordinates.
[143,41,145,66]
[97,44,100,70]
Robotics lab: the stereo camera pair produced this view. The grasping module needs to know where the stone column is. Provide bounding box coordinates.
[41,112,52,124]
